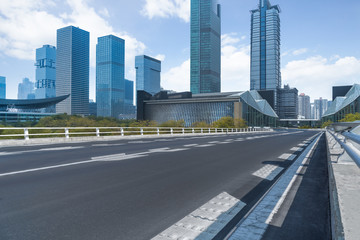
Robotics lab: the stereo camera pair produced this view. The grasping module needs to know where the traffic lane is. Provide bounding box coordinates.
[0,131,317,239]
[0,131,299,174]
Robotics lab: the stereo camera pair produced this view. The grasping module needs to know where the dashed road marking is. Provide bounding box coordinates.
[252,164,284,181]
[290,147,303,152]
[195,144,215,148]
[184,144,199,147]
[278,153,297,161]
[152,192,246,240]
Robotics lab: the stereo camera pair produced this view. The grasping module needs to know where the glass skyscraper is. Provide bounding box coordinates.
[35,45,56,112]
[96,35,125,119]
[0,76,5,99]
[125,79,134,107]
[56,26,89,115]
[18,78,34,99]
[250,0,281,91]
[190,0,221,94]
[135,55,161,95]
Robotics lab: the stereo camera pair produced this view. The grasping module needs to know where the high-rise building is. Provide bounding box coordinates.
[96,35,125,119]
[190,0,221,94]
[313,98,328,120]
[35,45,56,112]
[250,0,281,109]
[278,85,298,119]
[135,55,161,95]
[125,79,134,108]
[0,76,5,99]
[18,78,34,99]
[298,93,311,119]
[56,26,89,115]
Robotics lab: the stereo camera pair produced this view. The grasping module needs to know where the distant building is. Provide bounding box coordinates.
[135,55,161,95]
[298,93,311,119]
[332,85,352,101]
[56,26,89,115]
[190,0,221,94]
[323,84,360,122]
[250,0,281,111]
[18,78,34,99]
[0,76,5,99]
[96,35,125,119]
[278,85,298,119]
[35,45,56,113]
[313,98,328,120]
[89,100,97,116]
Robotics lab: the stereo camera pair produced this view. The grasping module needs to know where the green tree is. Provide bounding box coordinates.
[192,121,210,128]
[212,116,235,128]
[234,118,247,128]
[339,113,360,122]
[159,120,185,128]
[321,120,333,128]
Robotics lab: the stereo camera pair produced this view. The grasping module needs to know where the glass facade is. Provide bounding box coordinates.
[96,35,125,119]
[298,93,311,119]
[277,85,298,119]
[135,55,161,96]
[0,76,5,99]
[56,26,89,115]
[18,78,34,99]
[250,1,281,92]
[35,45,56,113]
[190,0,221,94]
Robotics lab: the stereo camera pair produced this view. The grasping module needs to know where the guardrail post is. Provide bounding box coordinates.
[192,128,195,134]
[222,128,224,133]
[157,128,160,135]
[24,128,29,140]
[201,128,203,134]
[121,128,124,136]
[65,128,69,139]
[170,128,173,135]
[96,128,100,137]
[215,128,217,133]
[227,128,229,134]
[232,128,234,133]
[209,128,211,134]
[140,128,144,136]
[182,128,185,135]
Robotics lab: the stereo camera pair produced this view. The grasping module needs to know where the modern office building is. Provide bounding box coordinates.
[137,90,278,127]
[96,35,125,119]
[135,55,161,95]
[18,78,34,99]
[56,26,89,115]
[190,0,221,94]
[89,100,97,116]
[0,76,5,99]
[323,84,360,122]
[277,85,298,119]
[298,93,311,119]
[250,0,281,110]
[313,98,328,120]
[35,45,56,112]
[332,85,352,101]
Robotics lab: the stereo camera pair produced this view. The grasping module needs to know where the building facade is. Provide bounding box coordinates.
[190,0,221,94]
[35,45,56,112]
[135,55,161,95]
[56,26,89,115]
[313,98,328,120]
[18,78,34,99]
[0,76,5,99]
[138,91,278,127]
[298,93,311,119]
[277,85,298,119]
[250,0,281,110]
[96,35,125,119]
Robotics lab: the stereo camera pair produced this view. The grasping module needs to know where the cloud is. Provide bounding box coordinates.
[292,48,308,56]
[162,33,250,92]
[141,0,190,22]
[282,56,360,100]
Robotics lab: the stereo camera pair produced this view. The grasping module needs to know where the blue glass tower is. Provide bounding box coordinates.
[0,76,5,99]
[250,0,281,91]
[18,78,34,99]
[56,26,89,115]
[135,55,161,95]
[96,35,125,119]
[190,0,221,94]
[35,45,56,112]
[125,79,134,107]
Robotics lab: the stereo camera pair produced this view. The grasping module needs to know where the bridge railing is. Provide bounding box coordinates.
[0,126,273,141]
[327,122,360,168]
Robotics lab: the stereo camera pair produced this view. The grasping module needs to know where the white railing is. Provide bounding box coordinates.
[0,127,272,141]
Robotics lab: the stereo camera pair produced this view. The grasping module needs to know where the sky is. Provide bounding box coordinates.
[0,0,360,102]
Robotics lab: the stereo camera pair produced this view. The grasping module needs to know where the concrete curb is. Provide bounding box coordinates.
[325,132,345,240]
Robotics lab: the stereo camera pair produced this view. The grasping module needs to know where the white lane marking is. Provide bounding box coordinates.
[148,148,170,153]
[195,144,215,148]
[246,137,255,140]
[225,139,234,142]
[228,134,322,240]
[148,148,189,153]
[92,143,125,147]
[278,153,297,161]
[252,164,284,181]
[152,192,246,240]
[297,143,308,147]
[0,146,84,156]
[218,142,230,144]
[290,147,303,152]
[184,144,199,147]
[208,141,220,144]
[235,139,244,142]
[91,153,147,161]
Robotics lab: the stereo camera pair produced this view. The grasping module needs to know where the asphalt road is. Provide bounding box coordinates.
[0,130,321,240]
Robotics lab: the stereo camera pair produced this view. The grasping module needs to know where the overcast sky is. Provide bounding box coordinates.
[1,0,359,102]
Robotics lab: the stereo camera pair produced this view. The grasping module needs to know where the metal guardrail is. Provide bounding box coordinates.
[0,127,272,141]
[328,122,360,168]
